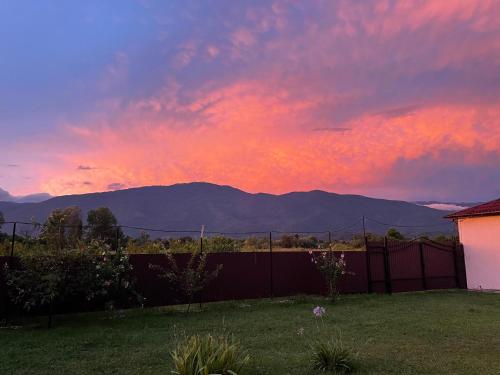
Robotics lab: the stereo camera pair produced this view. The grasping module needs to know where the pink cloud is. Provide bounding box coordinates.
[3,0,500,201]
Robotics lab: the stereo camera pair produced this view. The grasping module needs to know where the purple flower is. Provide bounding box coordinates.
[313,306,326,317]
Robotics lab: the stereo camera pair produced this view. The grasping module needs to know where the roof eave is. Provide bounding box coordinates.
[444,211,500,220]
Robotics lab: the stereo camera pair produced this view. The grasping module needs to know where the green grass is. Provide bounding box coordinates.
[1,291,500,374]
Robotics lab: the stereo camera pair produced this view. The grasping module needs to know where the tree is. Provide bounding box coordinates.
[40,207,82,250]
[86,207,123,248]
[386,228,405,241]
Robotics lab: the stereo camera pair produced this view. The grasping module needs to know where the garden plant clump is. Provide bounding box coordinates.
[170,333,250,375]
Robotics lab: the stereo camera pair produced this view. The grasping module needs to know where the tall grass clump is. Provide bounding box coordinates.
[171,334,250,375]
[311,337,357,374]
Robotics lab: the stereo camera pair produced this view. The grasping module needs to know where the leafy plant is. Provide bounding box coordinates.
[312,251,351,302]
[4,240,141,327]
[151,250,222,312]
[4,254,64,328]
[171,334,250,375]
[311,337,357,374]
[86,240,141,310]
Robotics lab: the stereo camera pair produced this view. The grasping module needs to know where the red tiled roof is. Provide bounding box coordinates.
[445,198,500,219]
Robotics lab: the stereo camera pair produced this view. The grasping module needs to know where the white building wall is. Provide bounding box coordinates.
[458,216,500,290]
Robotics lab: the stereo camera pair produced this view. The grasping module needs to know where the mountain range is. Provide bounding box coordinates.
[0,182,455,237]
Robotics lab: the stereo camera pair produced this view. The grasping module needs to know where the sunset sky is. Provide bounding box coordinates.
[1,0,499,201]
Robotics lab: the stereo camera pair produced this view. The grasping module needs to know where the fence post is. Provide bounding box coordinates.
[383,236,392,294]
[419,241,427,290]
[269,232,273,298]
[364,236,372,293]
[115,226,120,250]
[10,222,17,257]
[452,241,460,288]
[59,223,63,251]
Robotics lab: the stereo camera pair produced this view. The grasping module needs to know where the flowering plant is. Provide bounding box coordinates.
[150,250,222,312]
[4,240,141,327]
[86,240,141,310]
[313,306,326,317]
[312,250,351,302]
[295,306,357,373]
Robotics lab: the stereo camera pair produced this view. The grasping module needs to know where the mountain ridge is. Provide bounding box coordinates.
[0,182,454,236]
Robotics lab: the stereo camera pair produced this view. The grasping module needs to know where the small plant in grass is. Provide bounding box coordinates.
[311,337,356,374]
[170,333,250,375]
[150,250,222,312]
[297,306,358,374]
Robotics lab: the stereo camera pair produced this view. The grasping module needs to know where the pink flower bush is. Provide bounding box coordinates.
[311,250,352,302]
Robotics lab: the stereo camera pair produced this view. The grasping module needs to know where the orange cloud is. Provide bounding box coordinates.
[29,79,499,199]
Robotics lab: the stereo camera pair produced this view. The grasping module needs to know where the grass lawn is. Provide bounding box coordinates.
[1,290,500,374]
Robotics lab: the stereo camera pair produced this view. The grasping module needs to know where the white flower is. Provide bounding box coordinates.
[313,306,326,317]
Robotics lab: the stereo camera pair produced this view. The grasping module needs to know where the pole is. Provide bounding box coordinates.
[364,234,372,293]
[362,216,366,238]
[200,225,205,254]
[328,231,331,246]
[4,222,17,325]
[269,232,273,298]
[115,226,120,250]
[452,240,460,288]
[383,236,392,294]
[59,223,63,251]
[10,222,17,257]
[419,241,427,290]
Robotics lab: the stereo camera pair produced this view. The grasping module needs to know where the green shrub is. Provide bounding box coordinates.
[171,334,250,375]
[4,240,140,327]
[150,250,222,312]
[205,236,242,253]
[311,337,356,373]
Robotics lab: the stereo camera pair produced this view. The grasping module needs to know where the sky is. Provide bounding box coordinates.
[1,0,500,202]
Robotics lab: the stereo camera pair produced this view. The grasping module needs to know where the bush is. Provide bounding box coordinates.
[311,337,356,373]
[312,251,350,302]
[150,250,222,312]
[4,240,141,327]
[205,236,242,252]
[171,334,250,375]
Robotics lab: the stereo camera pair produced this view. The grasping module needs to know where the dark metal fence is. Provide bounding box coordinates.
[0,229,466,316]
[366,238,467,294]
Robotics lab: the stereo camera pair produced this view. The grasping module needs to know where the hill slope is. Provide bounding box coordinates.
[0,182,453,236]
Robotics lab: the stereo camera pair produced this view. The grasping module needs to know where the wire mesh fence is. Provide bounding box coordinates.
[0,214,457,257]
